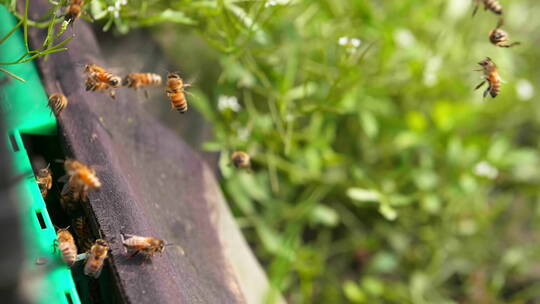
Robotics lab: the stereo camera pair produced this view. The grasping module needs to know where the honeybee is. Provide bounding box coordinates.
[231,151,251,169]
[84,64,121,88]
[56,228,78,267]
[60,188,84,215]
[123,73,162,89]
[85,77,116,99]
[48,93,68,115]
[166,72,191,113]
[122,234,165,257]
[72,217,94,252]
[65,0,84,24]
[489,21,520,48]
[84,239,109,278]
[473,0,503,16]
[64,159,101,190]
[474,57,500,98]
[36,165,52,199]
[61,159,100,203]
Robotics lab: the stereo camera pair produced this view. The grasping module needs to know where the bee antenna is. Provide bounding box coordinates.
[45,163,51,170]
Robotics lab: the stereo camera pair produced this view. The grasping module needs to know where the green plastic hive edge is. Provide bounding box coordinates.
[1,5,81,304]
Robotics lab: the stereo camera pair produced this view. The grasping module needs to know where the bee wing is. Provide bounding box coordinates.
[93,264,104,278]
[85,260,105,278]
[58,174,70,183]
[61,182,70,196]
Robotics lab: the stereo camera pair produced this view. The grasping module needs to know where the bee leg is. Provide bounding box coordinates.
[475,81,486,90]
[129,250,141,258]
[483,86,491,98]
[144,89,149,99]
[501,42,521,48]
[472,4,479,16]
[496,17,505,28]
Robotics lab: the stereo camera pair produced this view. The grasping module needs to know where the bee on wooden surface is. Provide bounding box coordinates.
[231,151,251,169]
[122,234,166,257]
[36,165,52,199]
[72,217,94,252]
[48,93,68,115]
[65,0,84,24]
[56,228,77,267]
[166,72,191,113]
[472,0,503,16]
[84,239,109,278]
[474,57,501,98]
[489,21,520,48]
[84,64,121,88]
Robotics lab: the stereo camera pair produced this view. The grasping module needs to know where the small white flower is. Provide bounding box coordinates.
[107,6,114,11]
[350,38,361,48]
[516,79,534,101]
[115,1,121,9]
[338,36,362,54]
[474,161,499,179]
[114,11,119,18]
[120,0,128,5]
[338,36,349,46]
[394,28,416,48]
[218,96,241,112]
[265,0,277,7]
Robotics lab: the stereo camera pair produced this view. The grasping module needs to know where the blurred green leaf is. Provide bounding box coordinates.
[138,9,196,26]
[343,281,367,303]
[347,188,380,202]
[309,204,339,227]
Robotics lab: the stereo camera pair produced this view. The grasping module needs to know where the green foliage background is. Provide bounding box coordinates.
[4,0,540,302]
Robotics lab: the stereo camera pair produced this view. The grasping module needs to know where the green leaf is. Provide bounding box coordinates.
[360,111,378,138]
[309,205,339,227]
[343,280,367,303]
[379,204,397,221]
[347,188,380,202]
[138,9,196,26]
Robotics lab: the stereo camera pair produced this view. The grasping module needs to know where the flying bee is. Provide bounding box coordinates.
[85,77,116,99]
[48,93,68,115]
[63,159,101,196]
[489,21,520,48]
[65,0,84,24]
[121,234,166,257]
[166,72,191,113]
[474,57,501,98]
[123,73,162,99]
[472,0,503,16]
[36,165,52,199]
[84,239,109,278]
[84,64,122,88]
[56,228,78,267]
[231,151,251,169]
[123,73,162,89]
